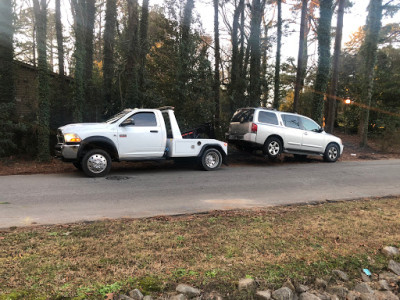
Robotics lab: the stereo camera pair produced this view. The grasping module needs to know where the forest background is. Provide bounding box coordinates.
[0,0,399,160]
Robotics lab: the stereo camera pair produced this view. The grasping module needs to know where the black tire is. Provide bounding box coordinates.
[81,149,112,177]
[200,148,222,171]
[263,137,282,160]
[72,161,82,170]
[323,143,340,162]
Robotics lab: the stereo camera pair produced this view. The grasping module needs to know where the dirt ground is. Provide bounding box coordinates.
[0,133,399,176]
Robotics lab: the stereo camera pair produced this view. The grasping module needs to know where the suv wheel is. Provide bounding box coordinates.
[81,149,112,177]
[263,137,282,160]
[200,148,222,171]
[324,143,340,162]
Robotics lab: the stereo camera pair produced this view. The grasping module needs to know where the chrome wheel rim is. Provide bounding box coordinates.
[205,152,220,169]
[328,146,338,160]
[268,141,280,156]
[87,154,108,174]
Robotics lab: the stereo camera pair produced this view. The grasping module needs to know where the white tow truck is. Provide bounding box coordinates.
[55,107,228,177]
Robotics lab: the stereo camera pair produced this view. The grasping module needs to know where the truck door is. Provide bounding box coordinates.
[117,112,165,158]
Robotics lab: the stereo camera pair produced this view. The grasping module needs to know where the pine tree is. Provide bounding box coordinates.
[55,0,64,76]
[213,0,221,133]
[273,0,282,109]
[71,0,86,122]
[229,0,244,114]
[359,0,383,147]
[125,0,139,108]
[311,0,333,125]
[84,0,96,120]
[0,0,16,156]
[103,0,117,112]
[177,0,194,123]
[325,0,346,133]
[33,0,50,161]
[138,0,149,106]
[293,0,308,113]
[249,0,266,107]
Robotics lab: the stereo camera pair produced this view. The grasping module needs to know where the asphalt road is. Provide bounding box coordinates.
[1,159,400,228]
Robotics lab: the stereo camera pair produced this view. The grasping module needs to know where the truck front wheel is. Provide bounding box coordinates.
[200,148,222,171]
[81,149,112,177]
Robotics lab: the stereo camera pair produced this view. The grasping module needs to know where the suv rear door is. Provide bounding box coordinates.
[299,116,325,153]
[228,108,255,139]
[280,114,302,150]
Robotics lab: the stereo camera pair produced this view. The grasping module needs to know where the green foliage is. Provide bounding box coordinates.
[138,275,162,293]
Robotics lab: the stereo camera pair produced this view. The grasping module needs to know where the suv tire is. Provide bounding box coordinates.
[324,143,340,162]
[200,148,222,171]
[81,149,112,177]
[263,137,282,160]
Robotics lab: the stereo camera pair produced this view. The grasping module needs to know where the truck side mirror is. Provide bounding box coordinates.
[120,118,135,127]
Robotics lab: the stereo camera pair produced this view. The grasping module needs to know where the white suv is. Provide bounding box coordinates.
[227,108,344,162]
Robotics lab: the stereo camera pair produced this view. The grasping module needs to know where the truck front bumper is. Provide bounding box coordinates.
[55,143,80,161]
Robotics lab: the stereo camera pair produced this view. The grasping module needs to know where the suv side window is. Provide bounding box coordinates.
[301,117,320,131]
[127,112,157,126]
[258,111,279,125]
[231,109,254,123]
[282,114,301,129]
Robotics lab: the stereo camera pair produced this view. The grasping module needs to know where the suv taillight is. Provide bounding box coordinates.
[251,123,258,133]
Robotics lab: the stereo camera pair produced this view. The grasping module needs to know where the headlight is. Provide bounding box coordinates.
[64,133,81,143]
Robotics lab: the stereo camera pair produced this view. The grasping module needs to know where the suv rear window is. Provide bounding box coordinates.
[231,109,254,123]
[258,111,279,125]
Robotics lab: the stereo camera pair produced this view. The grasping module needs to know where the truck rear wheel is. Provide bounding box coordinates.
[200,148,222,171]
[81,149,112,177]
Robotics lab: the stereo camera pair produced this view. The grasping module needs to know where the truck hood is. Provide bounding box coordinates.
[59,123,112,134]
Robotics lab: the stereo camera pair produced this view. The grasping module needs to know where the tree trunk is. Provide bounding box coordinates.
[55,0,64,76]
[138,0,149,106]
[261,18,271,107]
[71,0,86,122]
[213,0,220,133]
[125,0,139,108]
[103,0,117,113]
[293,0,308,113]
[358,0,383,147]
[229,0,244,114]
[177,0,194,122]
[273,0,282,109]
[325,0,345,133]
[0,0,16,156]
[33,0,50,160]
[311,0,333,125]
[84,0,96,120]
[248,0,266,107]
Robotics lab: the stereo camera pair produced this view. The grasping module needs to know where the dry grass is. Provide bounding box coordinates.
[1,197,400,299]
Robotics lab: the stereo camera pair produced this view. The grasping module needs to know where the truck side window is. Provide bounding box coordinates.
[129,112,157,126]
[282,114,301,129]
[258,111,279,125]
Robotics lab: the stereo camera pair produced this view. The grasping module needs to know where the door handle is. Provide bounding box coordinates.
[304,132,308,136]
[150,130,158,133]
